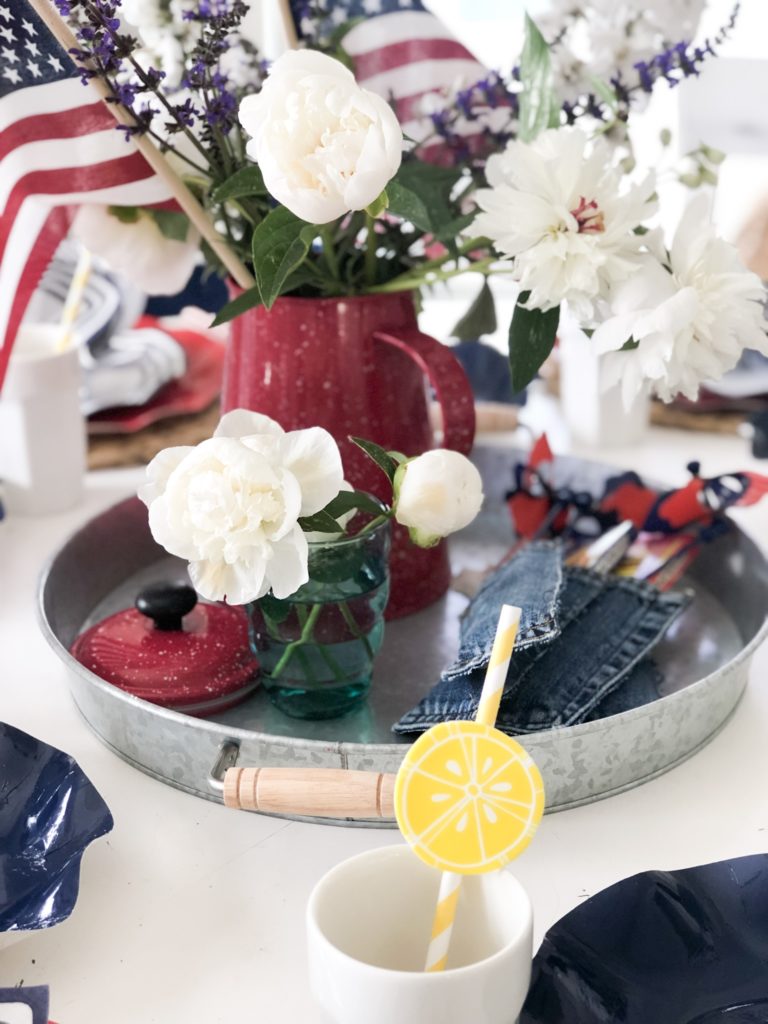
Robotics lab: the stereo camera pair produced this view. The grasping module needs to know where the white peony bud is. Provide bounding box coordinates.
[238,50,403,225]
[393,450,484,548]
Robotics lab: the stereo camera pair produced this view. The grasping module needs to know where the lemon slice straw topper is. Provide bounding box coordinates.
[394,605,545,972]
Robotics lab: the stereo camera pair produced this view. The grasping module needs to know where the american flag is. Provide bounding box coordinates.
[290,0,491,160]
[0,0,170,390]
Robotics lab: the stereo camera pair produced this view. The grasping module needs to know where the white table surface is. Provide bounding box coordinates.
[2,426,768,1023]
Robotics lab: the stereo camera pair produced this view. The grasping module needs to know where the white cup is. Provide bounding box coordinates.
[307,845,533,1024]
[0,323,86,516]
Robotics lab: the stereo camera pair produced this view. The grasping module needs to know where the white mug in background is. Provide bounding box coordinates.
[307,845,533,1024]
[0,324,86,516]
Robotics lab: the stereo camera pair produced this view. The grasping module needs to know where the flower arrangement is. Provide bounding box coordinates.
[139,409,484,605]
[139,410,484,717]
[56,0,765,404]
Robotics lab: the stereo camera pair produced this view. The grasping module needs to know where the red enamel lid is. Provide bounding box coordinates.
[70,584,259,717]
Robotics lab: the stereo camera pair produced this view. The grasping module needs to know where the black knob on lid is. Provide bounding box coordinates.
[136,583,198,631]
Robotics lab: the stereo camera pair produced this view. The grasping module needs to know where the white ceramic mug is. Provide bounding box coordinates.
[306,845,533,1024]
[0,323,86,516]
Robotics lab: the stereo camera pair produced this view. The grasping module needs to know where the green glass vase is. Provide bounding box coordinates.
[247,522,391,720]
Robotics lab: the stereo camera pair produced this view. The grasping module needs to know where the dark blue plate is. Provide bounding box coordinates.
[521,854,768,1024]
[0,723,113,932]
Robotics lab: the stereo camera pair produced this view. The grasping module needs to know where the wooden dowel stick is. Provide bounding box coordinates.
[26,0,256,291]
[276,0,300,48]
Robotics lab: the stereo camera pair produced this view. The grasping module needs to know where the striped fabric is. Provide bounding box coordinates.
[0,0,169,389]
[290,0,490,160]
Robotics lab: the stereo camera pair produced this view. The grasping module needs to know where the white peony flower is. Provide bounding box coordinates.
[393,450,484,548]
[238,50,403,224]
[472,128,657,320]
[594,195,768,405]
[538,0,706,101]
[72,206,199,296]
[139,410,345,604]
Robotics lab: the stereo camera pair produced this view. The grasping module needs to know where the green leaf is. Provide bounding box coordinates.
[386,180,433,233]
[212,165,267,203]
[251,207,319,309]
[349,437,398,481]
[108,205,140,224]
[324,489,387,519]
[298,510,344,533]
[258,592,292,625]
[434,212,475,244]
[365,188,389,218]
[210,286,262,327]
[388,162,463,236]
[151,209,190,243]
[282,264,321,294]
[508,293,560,392]
[518,13,560,142]
[451,279,497,341]
[701,144,726,165]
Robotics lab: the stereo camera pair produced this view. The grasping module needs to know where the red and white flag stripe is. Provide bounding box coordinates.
[0,3,170,391]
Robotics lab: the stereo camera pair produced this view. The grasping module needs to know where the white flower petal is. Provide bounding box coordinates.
[72,206,198,296]
[267,528,310,599]
[280,427,344,516]
[477,127,655,315]
[214,409,284,439]
[598,199,768,406]
[139,445,194,505]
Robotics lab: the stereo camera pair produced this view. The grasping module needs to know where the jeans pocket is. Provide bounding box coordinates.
[584,658,664,721]
[442,540,564,682]
[500,574,690,733]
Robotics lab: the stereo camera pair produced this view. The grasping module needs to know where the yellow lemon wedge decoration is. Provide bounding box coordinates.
[394,721,545,875]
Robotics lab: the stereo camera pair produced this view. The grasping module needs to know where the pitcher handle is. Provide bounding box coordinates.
[372,327,476,456]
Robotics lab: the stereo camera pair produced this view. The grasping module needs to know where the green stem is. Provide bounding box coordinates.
[314,642,347,683]
[339,601,375,662]
[365,212,377,288]
[356,513,391,538]
[271,603,322,678]
[295,647,319,686]
[320,226,340,282]
[370,257,498,294]
[367,237,493,294]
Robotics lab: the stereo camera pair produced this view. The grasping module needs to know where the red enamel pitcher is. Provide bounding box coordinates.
[222,291,476,617]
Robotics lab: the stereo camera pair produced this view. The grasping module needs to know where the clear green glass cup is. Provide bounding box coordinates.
[247,522,391,720]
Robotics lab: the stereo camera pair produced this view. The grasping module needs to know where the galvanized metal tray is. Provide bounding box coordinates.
[38,448,768,826]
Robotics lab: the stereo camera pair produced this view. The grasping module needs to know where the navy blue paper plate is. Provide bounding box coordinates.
[0,723,113,932]
[521,854,768,1024]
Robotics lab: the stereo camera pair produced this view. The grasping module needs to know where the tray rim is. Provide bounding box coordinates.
[36,496,768,762]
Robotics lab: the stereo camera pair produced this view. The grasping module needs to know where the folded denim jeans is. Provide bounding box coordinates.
[393,566,690,736]
[585,658,664,721]
[443,540,564,681]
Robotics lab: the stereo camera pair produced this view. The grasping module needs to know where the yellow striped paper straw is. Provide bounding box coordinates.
[475,604,521,727]
[425,870,461,972]
[424,604,522,972]
[57,248,92,353]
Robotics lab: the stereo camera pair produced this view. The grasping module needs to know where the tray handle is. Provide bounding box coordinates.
[223,766,396,819]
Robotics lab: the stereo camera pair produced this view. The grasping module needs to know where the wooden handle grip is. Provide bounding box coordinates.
[223,767,396,819]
